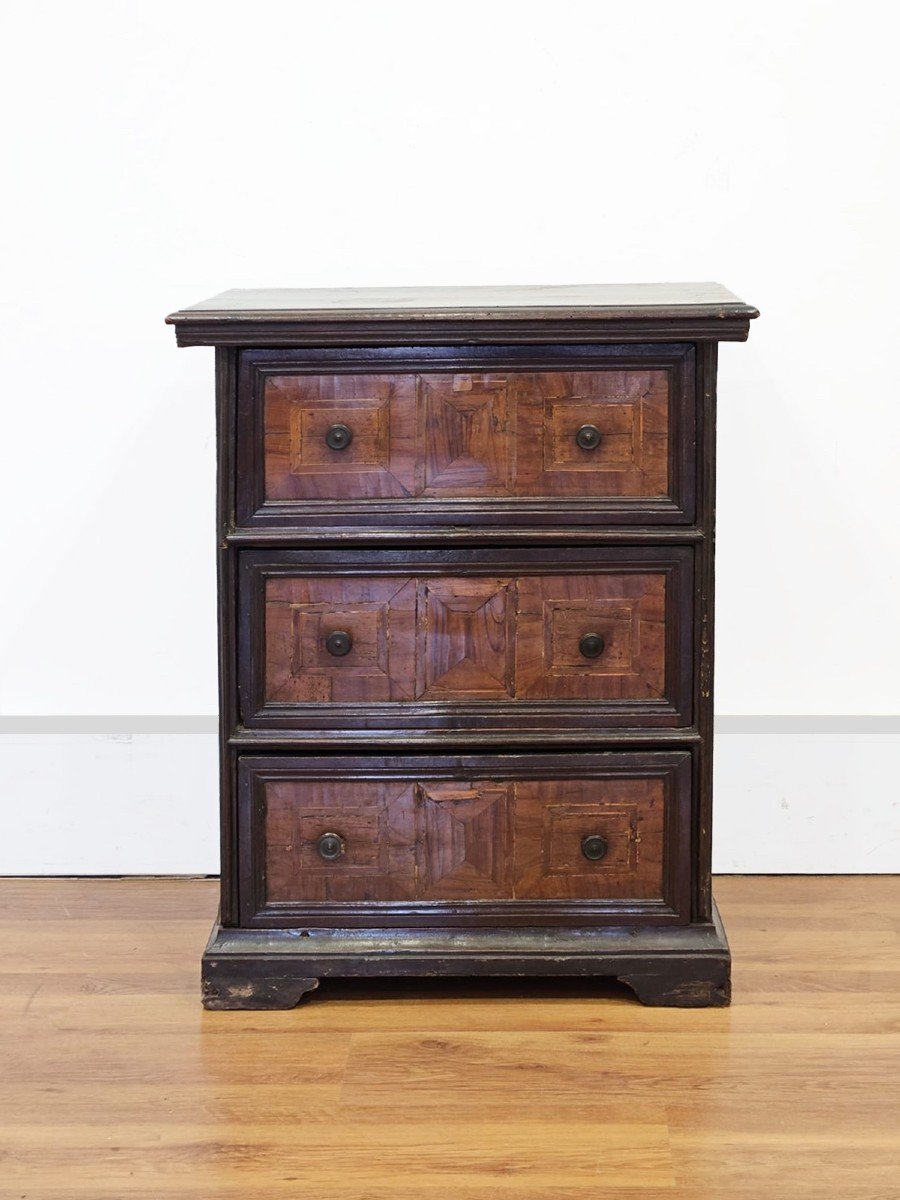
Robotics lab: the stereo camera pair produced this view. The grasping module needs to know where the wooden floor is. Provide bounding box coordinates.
[1,877,898,1198]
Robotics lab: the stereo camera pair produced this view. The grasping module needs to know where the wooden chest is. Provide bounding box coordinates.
[167,283,758,1008]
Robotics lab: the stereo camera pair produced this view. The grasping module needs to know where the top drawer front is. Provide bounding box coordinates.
[236,346,695,527]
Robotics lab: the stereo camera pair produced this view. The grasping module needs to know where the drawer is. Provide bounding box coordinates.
[237,752,692,926]
[238,547,694,730]
[236,345,695,527]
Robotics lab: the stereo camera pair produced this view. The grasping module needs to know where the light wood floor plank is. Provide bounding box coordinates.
[0,876,898,1198]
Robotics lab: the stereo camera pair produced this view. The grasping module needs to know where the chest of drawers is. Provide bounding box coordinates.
[167,283,757,1008]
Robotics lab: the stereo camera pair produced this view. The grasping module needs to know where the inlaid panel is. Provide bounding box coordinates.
[246,351,691,524]
[238,753,690,925]
[263,373,417,499]
[416,782,513,899]
[419,374,513,495]
[261,571,666,706]
[513,369,669,497]
[263,369,666,500]
[241,549,692,728]
[263,778,417,902]
[515,574,666,701]
[513,778,666,900]
[416,578,517,700]
[264,576,416,702]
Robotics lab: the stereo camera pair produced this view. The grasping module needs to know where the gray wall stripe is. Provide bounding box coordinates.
[0,717,219,734]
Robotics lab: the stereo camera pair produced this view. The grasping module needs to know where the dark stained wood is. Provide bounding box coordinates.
[229,725,701,748]
[693,342,718,923]
[227,524,705,545]
[237,753,692,927]
[169,282,756,1007]
[240,547,693,728]
[168,281,758,317]
[202,899,727,1009]
[214,348,240,926]
[174,317,757,347]
[239,344,696,528]
[202,914,731,1008]
[166,282,759,347]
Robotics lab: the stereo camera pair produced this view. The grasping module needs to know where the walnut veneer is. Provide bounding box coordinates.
[167,282,758,1008]
[242,548,691,724]
[262,368,669,501]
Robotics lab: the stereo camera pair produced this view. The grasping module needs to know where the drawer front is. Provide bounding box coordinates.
[238,548,693,730]
[238,753,692,926]
[237,346,695,527]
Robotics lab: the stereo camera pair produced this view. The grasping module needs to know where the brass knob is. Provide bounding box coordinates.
[316,832,345,861]
[575,424,601,450]
[325,423,353,451]
[579,633,605,659]
[581,834,608,862]
[325,630,353,657]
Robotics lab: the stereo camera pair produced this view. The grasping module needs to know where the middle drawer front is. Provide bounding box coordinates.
[238,547,694,730]
[237,751,693,926]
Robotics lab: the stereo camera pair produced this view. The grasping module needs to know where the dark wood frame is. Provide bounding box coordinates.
[237,752,692,929]
[202,908,731,1009]
[236,344,696,529]
[193,291,736,1005]
[172,314,754,349]
[237,546,695,731]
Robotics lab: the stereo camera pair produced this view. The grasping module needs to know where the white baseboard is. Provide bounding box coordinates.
[1,725,897,875]
[0,733,220,875]
[712,731,899,872]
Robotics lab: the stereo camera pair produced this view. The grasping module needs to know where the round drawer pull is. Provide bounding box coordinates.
[325,630,353,657]
[325,423,353,451]
[316,832,346,861]
[575,424,602,450]
[581,834,608,862]
[579,632,605,659]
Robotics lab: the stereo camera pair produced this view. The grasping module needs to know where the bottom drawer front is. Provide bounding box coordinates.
[239,753,691,926]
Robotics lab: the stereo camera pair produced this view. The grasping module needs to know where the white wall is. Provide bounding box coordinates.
[1,0,897,871]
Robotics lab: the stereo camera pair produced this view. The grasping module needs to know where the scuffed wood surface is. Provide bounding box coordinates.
[167,281,758,321]
[167,285,758,346]
[1,876,897,1197]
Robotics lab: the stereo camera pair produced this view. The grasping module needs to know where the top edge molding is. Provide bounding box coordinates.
[166,283,759,347]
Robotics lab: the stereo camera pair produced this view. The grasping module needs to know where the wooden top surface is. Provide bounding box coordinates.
[167,282,758,325]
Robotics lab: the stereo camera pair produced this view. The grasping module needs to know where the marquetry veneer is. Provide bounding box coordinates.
[167,283,758,1008]
[241,548,691,726]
